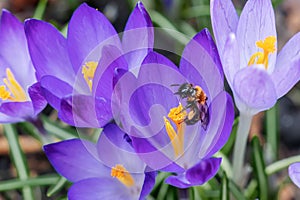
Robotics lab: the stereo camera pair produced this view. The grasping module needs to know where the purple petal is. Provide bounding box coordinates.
[272,33,300,98]
[67,3,120,72]
[44,139,109,182]
[25,19,74,85]
[210,0,239,55]
[28,82,47,115]
[0,10,36,87]
[236,0,277,71]
[233,66,277,112]
[205,93,234,157]
[122,1,154,70]
[139,171,156,200]
[59,95,107,128]
[193,28,223,80]
[222,33,240,87]
[185,157,221,186]
[0,112,23,123]
[40,76,73,110]
[97,123,146,173]
[166,158,221,188]
[180,31,223,100]
[92,45,128,97]
[289,162,300,188]
[0,101,33,120]
[165,174,192,188]
[68,178,131,200]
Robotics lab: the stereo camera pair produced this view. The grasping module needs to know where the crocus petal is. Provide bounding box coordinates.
[68,178,132,200]
[0,10,35,87]
[195,92,234,158]
[0,112,23,123]
[97,123,146,173]
[92,45,128,97]
[40,76,73,110]
[205,93,234,157]
[130,128,184,173]
[122,1,154,70]
[44,139,109,182]
[272,33,300,98]
[165,174,192,188]
[28,82,47,115]
[193,28,223,80]
[233,65,277,113]
[222,33,240,87]
[210,0,239,56]
[289,162,300,188]
[67,3,120,72]
[25,19,75,85]
[0,101,32,119]
[59,95,105,128]
[139,171,156,200]
[180,31,223,100]
[236,0,277,71]
[185,157,221,186]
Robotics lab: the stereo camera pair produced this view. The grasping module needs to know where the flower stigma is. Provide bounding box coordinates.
[81,61,98,91]
[0,68,27,102]
[247,36,276,69]
[111,164,135,187]
[164,103,187,158]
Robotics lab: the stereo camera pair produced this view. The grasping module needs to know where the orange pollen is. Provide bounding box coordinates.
[0,68,27,102]
[248,36,276,69]
[111,164,135,187]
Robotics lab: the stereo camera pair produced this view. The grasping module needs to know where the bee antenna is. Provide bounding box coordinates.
[171,84,180,87]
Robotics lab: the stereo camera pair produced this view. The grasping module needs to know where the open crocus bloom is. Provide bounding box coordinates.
[44,123,155,200]
[211,0,300,115]
[289,162,300,188]
[25,1,153,127]
[0,10,46,123]
[111,29,234,188]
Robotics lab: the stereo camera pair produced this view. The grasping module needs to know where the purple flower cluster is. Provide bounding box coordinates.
[1,0,299,199]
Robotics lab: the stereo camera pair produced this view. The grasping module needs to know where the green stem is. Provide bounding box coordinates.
[0,175,59,191]
[4,124,34,200]
[33,0,48,20]
[266,104,278,161]
[265,155,300,175]
[232,113,253,184]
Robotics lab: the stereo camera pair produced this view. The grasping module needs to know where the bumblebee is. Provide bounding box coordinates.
[172,83,209,129]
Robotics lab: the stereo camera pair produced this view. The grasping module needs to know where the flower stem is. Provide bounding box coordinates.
[232,113,253,184]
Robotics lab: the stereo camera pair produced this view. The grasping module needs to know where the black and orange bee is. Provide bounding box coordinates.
[172,83,209,129]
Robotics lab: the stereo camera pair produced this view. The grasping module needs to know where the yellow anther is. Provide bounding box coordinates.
[248,36,276,69]
[81,61,98,91]
[164,104,187,158]
[168,103,186,129]
[0,68,27,102]
[111,164,135,187]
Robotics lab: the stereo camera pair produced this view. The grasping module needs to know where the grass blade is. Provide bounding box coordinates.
[4,124,34,200]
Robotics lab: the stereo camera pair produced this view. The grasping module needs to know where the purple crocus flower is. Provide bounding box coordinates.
[289,162,300,188]
[111,29,234,188]
[0,10,46,123]
[211,0,300,115]
[44,123,155,200]
[24,2,153,127]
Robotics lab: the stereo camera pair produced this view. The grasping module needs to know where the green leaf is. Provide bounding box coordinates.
[228,180,246,200]
[4,124,34,200]
[41,115,78,140]
[182,5,210,19]
[220,172,229,200]
[266,155,300,175]
[47,176,68,197]
[266,104,278,161]
[0,175,59,191]
[33,0,48,20]
[221,117,239,155]
[251,136,268,200]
